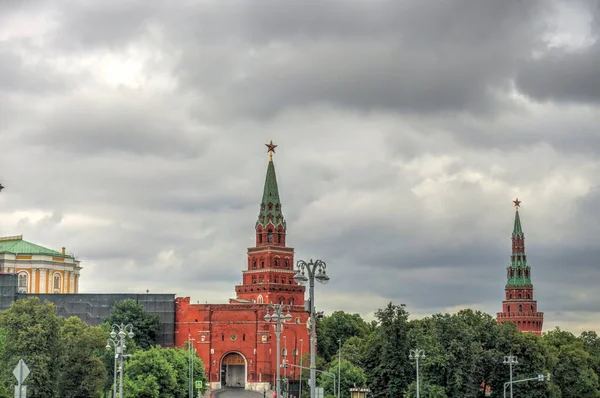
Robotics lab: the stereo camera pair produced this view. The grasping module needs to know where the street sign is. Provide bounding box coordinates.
[14,385,26,398]
[195,380,203,389]
[13,360,30,384]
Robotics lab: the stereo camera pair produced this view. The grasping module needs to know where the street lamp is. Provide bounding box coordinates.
[409,349,425,398]
[503,373,550,398]
[265,303,292,398]
[106,323,134,398]
[189,334,196,398]
[337,339,341,398]
[299,339,304,398]
[503,355,518,398]
[294,259,329,398]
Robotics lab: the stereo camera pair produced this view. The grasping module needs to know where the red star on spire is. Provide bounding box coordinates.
[265,140,277,159]
[513,198,521,208]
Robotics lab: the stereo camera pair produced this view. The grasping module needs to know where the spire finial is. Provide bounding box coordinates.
[513,198,521,211]
[265,140,277,161]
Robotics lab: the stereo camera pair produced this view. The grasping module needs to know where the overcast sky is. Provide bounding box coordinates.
[1,0,599,334]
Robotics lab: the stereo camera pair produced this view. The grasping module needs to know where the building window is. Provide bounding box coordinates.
[278,234,281,244]
[284,258,289,267]
[257,295,264,304]
[274,258,279,267]
[252,260,257,269]
[221,334,224,341]
[289,298,294,305]
[507,305,511,313]
[518,294,522,299]
[18,272,28,292]
[243,334,246,341]
[274,277,278,284]
[518,305,523,312]
[258,234,263,243]
[53,273,61,293]
[268,230,273,243]
[261,260,265,268]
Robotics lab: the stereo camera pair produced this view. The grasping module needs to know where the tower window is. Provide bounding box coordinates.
[257,295,264,304]
[527,293,530,299]
[268,230,273,243]
[274,258,279,267]
[507,305,511,313]
[268,203,273,210]
[274,277,278,284]
[259,234,263,243]
[518,305,523,312]
[253,260,257,269]
[278,234,281,244]
[18,272,28,292]
[284,258,289,267]
[530,305,533,311]
[261,260,265,268]
[518,294,522,299]
[509,293,512,299]
[243,334,246,341]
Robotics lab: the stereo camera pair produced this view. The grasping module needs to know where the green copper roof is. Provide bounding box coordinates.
[0,236,71,258]
[256,159,286,229]
[512,210,523,237]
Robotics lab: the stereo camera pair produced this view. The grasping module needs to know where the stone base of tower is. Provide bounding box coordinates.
[496,311,544,336]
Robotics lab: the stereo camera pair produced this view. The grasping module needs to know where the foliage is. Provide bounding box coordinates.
[124,345,206,398]
[317,311,370,363]
[57,317,108,398]
[319,359,367,398]
[0,297,62,398]
[405,382,447,398]
[105,299,161,350]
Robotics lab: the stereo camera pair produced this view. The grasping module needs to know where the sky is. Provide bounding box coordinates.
[1,0,599,334]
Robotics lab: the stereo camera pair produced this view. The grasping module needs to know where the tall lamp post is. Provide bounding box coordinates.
[106,323,134,398]
[299,339,304,398]
[503,355,518,398]
[294,259,330,398]
[337,339,341,398]
[265,303,292,398]
[189,334,196,398]
[409,349,425,398]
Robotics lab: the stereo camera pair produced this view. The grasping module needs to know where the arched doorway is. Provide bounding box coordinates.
[221,352,246,388]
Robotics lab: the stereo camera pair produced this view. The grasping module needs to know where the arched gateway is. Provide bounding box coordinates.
[221,352,246,388]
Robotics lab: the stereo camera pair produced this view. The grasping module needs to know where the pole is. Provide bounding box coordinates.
[299,339,303,398]
[337,339,341,398]
[119,341,124,398]
[509,361,513,398]
[309,275,316,398]
[276,323,282,398]
[416,355,420,398]
[113,353,118,398]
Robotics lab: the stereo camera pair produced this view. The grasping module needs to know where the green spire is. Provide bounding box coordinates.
[512,209,523,237]
[256,158,286,229]
[506,199,531,287]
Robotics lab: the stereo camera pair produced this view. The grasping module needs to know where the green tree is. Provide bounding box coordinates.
[317,311,370,363]
[363,303,412,398]
[0,297,62,398]
[124,346,207,398]
[124,374,160,398]
[105,299,160,349]
[57,317,108,398]
[319,359,367,398]
[405,382,447,398]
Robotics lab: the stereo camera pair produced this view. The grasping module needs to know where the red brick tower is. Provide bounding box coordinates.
[497,199,544,336]
[234,141,306,306]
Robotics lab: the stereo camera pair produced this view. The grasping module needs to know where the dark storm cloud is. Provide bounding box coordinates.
[516,0,600,103]
[2,0,600,333]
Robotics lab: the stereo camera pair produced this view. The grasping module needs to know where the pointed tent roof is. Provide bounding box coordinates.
[256,155,286,229]
[512,209,523,237]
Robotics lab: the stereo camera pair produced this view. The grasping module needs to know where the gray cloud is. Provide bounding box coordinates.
[1,0,600,335]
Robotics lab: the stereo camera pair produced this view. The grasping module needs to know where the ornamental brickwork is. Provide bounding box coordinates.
[175,144,310,391]
[496,200,544,336]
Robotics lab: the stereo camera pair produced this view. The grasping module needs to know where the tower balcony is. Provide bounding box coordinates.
[496,311,544,319]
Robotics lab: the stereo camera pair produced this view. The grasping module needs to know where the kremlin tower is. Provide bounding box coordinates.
[496,199,544,336]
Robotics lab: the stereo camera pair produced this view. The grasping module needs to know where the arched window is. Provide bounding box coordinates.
[258,233,263,243]
[274,258,279,267]
[221,334,224,341]
[509,293,513,299]
[518,293,522,299]
[518,304,523,312]
[278,234,281,244]
[18,272,28,292]
[274,277,279,284]
[526,293,530,299]
[261,260,265,268]
[257,295,264,304]
[252,260,257,269]
[289,298,294,305]
[268,230,273,243]
[54,273,61,293]
[284,258,289,267]
[530,305,534,311]
[507,305,511,313]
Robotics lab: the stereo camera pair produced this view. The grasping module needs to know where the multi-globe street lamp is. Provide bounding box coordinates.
[294,259,330,398]
[106,323,134,398]
[188,334,196,398]
[265,303,292,398]
[503,355,518,398]
[409,349,425,398]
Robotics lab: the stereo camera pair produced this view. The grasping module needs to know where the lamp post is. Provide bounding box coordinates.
[294,259,330,398]
[503,373,549,398]
[299,339,304,398]
[106,323,134,398]
[409,349,425,398]
[337,339,341,398]
[189,334,196,398]
[265,303,292,398]
[503,355,518,398]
